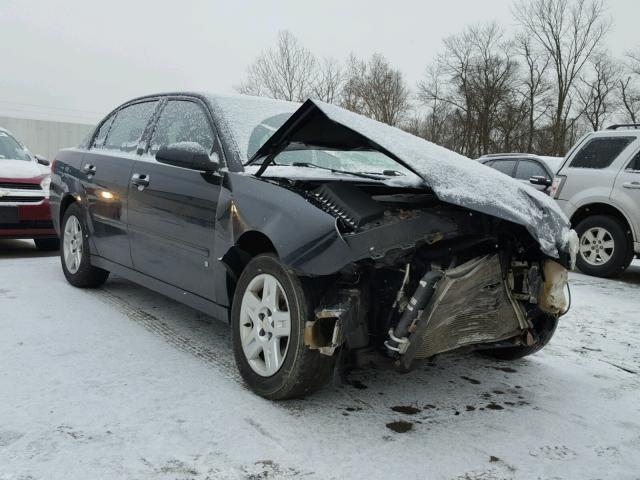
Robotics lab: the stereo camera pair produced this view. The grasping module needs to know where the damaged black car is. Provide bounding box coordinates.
[49,93,578,399]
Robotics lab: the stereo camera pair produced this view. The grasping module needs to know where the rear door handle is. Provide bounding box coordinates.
[83,163,96,175]
[622,181,640,189]
[131,173,150,189]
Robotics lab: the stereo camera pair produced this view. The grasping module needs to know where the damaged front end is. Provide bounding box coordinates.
[236,98,575,370]
[271,177,574,370]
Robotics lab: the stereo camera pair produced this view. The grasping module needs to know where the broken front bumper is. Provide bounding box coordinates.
[389,254,569,368]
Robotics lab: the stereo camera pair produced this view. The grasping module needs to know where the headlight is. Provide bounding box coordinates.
[40,175,51,196]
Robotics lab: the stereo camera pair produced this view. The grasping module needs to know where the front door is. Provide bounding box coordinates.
[127,98,222,300]
[82,100,159,267]
[611,149,640,241]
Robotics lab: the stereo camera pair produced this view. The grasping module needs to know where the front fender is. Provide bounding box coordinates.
[216,172,354,276]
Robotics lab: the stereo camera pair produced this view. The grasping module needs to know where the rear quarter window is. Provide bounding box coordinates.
[92,114,115,149]
[569,137,635,169]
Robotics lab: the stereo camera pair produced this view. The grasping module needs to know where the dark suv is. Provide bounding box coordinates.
[49,92,576,399]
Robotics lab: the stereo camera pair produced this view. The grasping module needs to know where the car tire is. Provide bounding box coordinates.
[575,215,633,278]
[231,254,334,400]
[481,311,558,360]
[60,203,109,288]
[34,238,60,251]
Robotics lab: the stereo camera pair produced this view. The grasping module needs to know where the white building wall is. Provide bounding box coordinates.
[0,116,94,160]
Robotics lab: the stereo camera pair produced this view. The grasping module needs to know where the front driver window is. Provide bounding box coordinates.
[149,100,215,156]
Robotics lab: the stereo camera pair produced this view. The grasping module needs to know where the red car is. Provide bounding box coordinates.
[0,127,59,250]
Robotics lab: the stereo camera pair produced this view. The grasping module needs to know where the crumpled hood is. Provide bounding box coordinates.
[0,159,46,180]
[250,99,576,261]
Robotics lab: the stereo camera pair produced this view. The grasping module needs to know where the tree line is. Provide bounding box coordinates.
[236,0,640,158]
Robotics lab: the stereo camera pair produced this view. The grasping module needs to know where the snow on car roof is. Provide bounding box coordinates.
[205,94,300,163]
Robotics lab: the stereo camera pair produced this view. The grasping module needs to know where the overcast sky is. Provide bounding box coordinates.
[1,0,638,124]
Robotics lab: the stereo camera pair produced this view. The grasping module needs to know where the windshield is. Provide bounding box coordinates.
[267,149,413,176]
[0,131,30,161]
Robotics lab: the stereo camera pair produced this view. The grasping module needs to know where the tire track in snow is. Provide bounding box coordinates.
[86,287,242,383]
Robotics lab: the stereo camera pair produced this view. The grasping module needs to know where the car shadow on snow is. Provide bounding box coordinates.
[94,275,547,433]
[0,239,59,259]
[617,260,640,286]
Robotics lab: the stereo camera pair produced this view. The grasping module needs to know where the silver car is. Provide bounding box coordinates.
[551,125,640,277]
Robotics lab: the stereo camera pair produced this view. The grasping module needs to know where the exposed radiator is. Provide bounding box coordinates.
[401,255,529,364]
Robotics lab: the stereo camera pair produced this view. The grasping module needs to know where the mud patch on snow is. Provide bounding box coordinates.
[461,376,481,385]
[386,420,413,433]
[390,405,421,415]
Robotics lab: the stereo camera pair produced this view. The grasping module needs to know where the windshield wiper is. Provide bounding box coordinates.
[290,162,388,180]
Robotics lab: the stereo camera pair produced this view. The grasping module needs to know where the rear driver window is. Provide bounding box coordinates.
[148,100,215,156]
[627,151,640,171]
[104,101,157,153]
[570,137,634,169]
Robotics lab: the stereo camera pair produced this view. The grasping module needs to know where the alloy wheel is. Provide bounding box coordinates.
[63,215,83,274]
[579,227,615,266]
[239,273,292,377]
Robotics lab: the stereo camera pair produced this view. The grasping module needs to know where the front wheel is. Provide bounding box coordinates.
[60,203,109,288]
[231,254,334,400]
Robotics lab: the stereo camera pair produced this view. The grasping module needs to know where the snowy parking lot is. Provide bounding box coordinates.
[1,239,639,480]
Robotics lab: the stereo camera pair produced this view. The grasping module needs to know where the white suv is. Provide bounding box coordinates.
[552,125,640,277]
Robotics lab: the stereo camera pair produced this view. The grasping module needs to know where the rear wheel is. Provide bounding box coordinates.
[575,215,633,278]
[60,203,109,288]
[34,238,60,251]
[231,254,334,400]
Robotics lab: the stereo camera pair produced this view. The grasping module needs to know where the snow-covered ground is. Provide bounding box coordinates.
[1,239,639,480]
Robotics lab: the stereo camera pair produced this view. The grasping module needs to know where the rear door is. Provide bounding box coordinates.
[81,100,159,267]
[127,97,223,300]
[611,149,640,241]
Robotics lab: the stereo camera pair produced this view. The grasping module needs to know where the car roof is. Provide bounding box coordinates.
[585,128,640,137]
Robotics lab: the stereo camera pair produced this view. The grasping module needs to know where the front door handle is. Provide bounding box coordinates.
[131,173,150,189]
[622,181,640,189]
[83,163,96,176]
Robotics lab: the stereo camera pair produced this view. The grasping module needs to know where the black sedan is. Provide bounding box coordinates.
[49,92,576,399]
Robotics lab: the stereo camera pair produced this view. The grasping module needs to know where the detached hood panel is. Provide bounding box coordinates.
[250,99,574,260]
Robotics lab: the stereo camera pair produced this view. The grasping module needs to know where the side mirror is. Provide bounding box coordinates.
[156,142,219,173]
[529,176,552,187]
[35,154,50,166]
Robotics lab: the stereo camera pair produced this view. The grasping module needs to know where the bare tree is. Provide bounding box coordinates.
[415,64,456,146]
[236,30,317,101]
[342,53,410,126]
[312,58,343,103]
[618,50,640,123]
[418,23,518,157]
[516,34,552,151]
[576,52,620,130]
[513,0,611,154]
